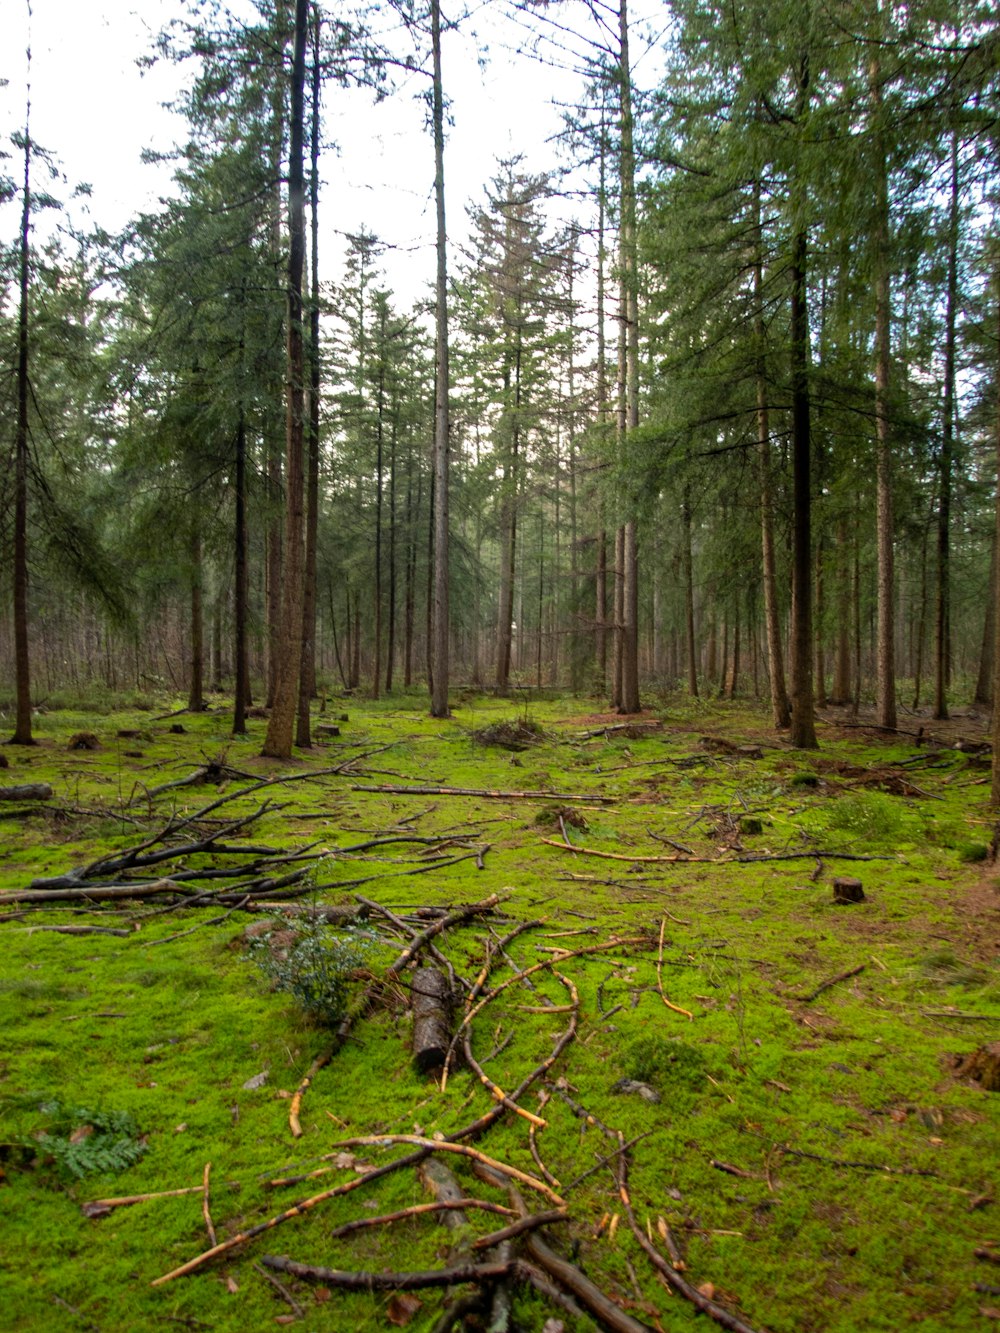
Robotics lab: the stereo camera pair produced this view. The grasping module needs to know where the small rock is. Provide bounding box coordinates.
[611,1078,661,1104]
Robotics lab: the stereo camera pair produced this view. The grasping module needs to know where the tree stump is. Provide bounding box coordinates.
[315,724,340,738]
[411,967,452,1073]
[833,877,865,904]
[956,1042,1000,1092]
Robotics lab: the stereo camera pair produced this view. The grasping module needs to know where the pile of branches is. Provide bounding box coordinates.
[128,893,763,1333]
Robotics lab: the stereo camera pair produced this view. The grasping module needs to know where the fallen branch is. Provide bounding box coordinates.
[0,783,52,801]
[260,1253,513,1289]
[152,1146,432,1283]
[799,964,866,1005]
[614,1133,765,1333]
[656,918,694,1020]
[83,1184,203,1216]
[328,1135,565,1208]
[289,1050,331,1139]
[353,782,612,804]
[202,1162,217,1246]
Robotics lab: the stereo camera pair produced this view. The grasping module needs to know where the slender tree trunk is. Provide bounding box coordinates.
[11,107,33,745]
[429,0,451,717]
[616,0,640,715]
[753,175,790,727]
[829,519,851,705]
[386,409,399,694]
[372,307,387,702]
[975,531,995,709]
[296,8,322,748]
[934,133,960,720]
[188,525,205,712]
[990,269,1000,802]
[233,407,249,734]
[263,0,308,758]
[788,89,817,750]
[997,266,1000,794]
[871,50,896,731]
[682,491,698,697]
[814,543,826,708]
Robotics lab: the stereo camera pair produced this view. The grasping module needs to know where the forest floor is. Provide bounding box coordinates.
[1,688,999,1333]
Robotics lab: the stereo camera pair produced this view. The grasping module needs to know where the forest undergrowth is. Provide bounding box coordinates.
[1,688,998,1333]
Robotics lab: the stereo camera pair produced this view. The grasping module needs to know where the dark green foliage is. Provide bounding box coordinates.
[26,1100,146,1181]
[624,1035,710,1092]
[246,919,371,1027]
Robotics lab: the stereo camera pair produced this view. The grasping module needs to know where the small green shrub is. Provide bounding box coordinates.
[956,842,989,863]
[247,920,371,1027]
[624,1036,709,1090]
[28,1100,147,1180]
[824,791,910,842]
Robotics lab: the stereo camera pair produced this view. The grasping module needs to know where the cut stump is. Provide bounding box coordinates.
[833,877,865,904]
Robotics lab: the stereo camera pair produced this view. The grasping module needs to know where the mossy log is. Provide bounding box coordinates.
[412,967,452,1073]
[0,783,52,801]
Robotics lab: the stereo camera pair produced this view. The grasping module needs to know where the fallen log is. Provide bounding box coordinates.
[0,783,52,801]
[412,968,453,1073]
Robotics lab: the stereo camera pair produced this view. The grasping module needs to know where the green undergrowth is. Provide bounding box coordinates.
[1,691,998,1332]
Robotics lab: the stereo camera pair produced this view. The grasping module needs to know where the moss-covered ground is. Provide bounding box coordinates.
[1,689,998,1332]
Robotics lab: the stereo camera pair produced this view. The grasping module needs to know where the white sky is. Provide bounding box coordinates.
[2,0,667,307]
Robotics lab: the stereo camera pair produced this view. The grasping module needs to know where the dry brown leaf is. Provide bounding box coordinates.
[386,1292,423,1326]
[697,1282,715,1299]
[313,1287,332,1305]
[979,1309,1000,1320]
[69,1125,94,1145]
[225,1276,239,1294]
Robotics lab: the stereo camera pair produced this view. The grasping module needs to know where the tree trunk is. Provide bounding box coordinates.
[296,10,323,748]
[830,517,852,705]
[11,114,33,745]
[233,406,249,735]
[871,50,896,731]
[788,160,817,748]
[682,491,698,697]
[188,525,205,712]
[428,0,451,718]
[262,0,308,758]
[975,530,995,709]
[934,133,960,721]
[991,269,1000,803]
[616,0,641,715]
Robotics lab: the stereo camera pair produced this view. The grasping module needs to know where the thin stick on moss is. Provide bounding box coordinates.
[329,1135,565,1207]
[385,893,503,976]
[84,1184,204,1212]
[799,963,865,1004]
[470,1210,569,1249]
[326,1198,515,1239]
[528,1122,561,1191]
[353,782,613,804]
[201,1162,217,1246]
[656,918,694,1020]
[614,1132,764,1333]
[151,1146,431,1284]
[260,1253,513,1289]
[289,1049,331,1138]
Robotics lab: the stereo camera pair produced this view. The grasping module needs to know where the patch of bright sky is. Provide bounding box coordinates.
[2,0,668,309]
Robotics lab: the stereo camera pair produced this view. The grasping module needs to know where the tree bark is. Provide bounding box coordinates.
[262,0,308,758]
[934,133,959,720]
[296,8,323,748]
[871,49,896,731]
[12,100,34,746]
[429,0,451,718]
[616,0,641,715]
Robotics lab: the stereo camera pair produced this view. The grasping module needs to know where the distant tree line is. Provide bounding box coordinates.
[0,0,997,754]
